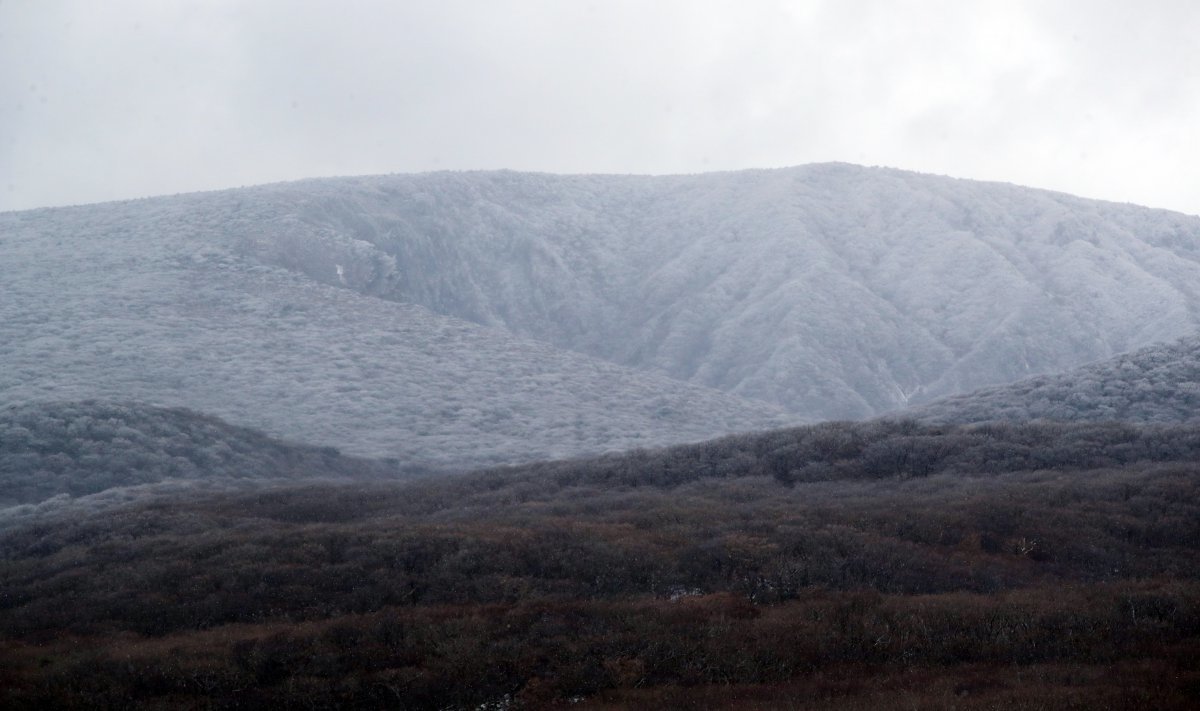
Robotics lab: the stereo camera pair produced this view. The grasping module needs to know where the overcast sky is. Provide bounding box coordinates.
[2,0,1197,214]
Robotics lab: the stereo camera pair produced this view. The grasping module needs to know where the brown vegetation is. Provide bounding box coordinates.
[2,419,1199,708]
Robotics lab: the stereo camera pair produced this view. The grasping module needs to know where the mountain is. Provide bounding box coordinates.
[0,196,790,465]
[906,334,1200,425]
[223,164,1200,418]
[5,163,1200,464]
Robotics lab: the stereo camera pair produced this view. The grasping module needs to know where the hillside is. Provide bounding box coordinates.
[5,163,1200,463]
[0,401,411,511]
[0,198,790,465]
[908,334,1200,425]
[3,418,1198,708]
[228,164,1200,417]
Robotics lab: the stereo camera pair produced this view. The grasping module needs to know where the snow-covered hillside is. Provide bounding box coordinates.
[4,163,1200,463]
[228,164,1200,418]
[906,335,1200,425]
[0,401,400,508]
[0,195,791,465]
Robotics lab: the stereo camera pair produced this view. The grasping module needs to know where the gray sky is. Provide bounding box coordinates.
[2,0,1198,214]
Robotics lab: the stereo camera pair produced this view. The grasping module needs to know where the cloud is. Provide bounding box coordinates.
[1,0,1197,214]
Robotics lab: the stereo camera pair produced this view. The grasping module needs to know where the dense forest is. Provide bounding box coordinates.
[2,417,1198,708]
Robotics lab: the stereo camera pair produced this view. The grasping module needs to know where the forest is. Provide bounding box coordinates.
[2,417,1198,708]
[0,401,414,508]
[910,335,1200,426]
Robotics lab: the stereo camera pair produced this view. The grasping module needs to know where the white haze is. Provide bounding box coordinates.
[1,0,1198,215]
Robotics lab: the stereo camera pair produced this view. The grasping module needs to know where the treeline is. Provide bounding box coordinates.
[2,419,1200,707]
[0,401,414,507]
[464,417,1200,493]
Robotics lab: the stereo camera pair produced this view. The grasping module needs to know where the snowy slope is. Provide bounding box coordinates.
[905,335,1200,425]
[0,197,791,465]
[5,162,1200,458]
[224,164,1200,418]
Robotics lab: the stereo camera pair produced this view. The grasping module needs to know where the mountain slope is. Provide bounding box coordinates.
[5,163,1200,461]
[225,164,1200,418]
[906,334,1200,425]
[0,200,791,465]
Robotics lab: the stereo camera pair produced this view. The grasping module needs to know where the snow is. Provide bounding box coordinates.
[0,192,792,466]
[4,163,1200,464]
[228,164,1200,419]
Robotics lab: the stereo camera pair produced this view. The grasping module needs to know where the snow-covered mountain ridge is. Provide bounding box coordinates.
[4,163,1200,464]
[226,163,1200,418]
